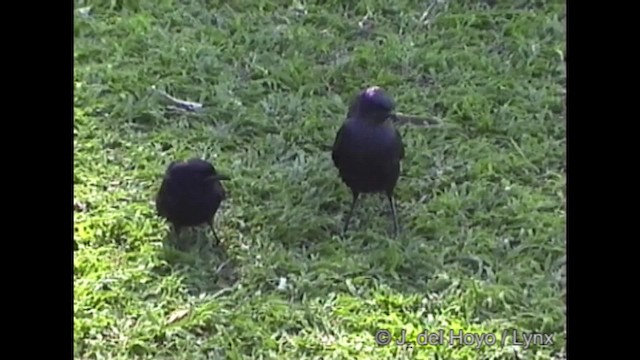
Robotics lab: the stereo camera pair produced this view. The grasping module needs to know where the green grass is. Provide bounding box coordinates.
[74,0,566,359]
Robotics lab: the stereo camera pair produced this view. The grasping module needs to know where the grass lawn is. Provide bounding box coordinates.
[74,0,566,359]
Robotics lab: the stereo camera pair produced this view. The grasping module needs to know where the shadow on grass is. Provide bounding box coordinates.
[155,229,240,296]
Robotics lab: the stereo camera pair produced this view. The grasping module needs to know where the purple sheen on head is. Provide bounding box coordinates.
[364,86,382,98]
[358,86,394,113]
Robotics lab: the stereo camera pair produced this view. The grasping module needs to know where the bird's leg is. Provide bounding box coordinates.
[172,226,191,251]
[208,220,220,246]
[343,191,360,235]
[173,226,182,243]
[379,193,392,215]
[386,191,400,237]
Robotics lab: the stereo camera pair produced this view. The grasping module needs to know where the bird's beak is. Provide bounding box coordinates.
[388,113,399,122]
[208,174,230,181]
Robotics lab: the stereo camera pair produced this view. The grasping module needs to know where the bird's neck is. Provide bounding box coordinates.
[350,117,392,129]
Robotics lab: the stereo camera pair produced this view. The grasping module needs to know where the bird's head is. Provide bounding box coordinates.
[352,86,397,123]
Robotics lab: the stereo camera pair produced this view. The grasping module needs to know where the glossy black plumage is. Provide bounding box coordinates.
[155,158,229,245]
[332,86,405,236]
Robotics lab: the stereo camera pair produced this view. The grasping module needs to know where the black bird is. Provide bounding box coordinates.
[331,86,405,236]
[155,158,230,245]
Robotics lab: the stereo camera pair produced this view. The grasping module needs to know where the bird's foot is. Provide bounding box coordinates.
[387,222,401,238]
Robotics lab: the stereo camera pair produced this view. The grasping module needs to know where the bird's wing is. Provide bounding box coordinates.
[213,182,227,201]
[331,123,347,167]
[155,177,173,217]
[157,161,181,218]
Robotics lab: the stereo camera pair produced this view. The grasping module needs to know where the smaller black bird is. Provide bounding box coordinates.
[332,86,405,236]
[155,158,230,245]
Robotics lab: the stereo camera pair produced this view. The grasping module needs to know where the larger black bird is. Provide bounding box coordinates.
[331,86,405,236]
[155,158,230,245]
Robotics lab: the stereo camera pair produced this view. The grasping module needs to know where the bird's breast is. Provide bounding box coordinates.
[343,122,396,154]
